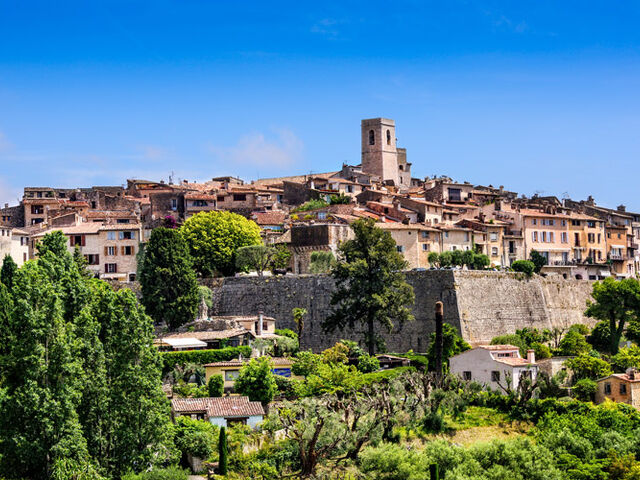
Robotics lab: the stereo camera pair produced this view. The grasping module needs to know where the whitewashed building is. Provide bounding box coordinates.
[449,344,538,392]
[0,227,29,266]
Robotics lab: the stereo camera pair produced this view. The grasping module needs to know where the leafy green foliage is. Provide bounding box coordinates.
[234,357,277,405]
[0,231,172,479]
[572,378,598,401]
[292,198,329,212]
[122,466,190,480]
[236,244,283,276]
[323,218,415,355]
[427,250,490,269]
[173,416,218,461]
[0,253,18,289]
[321,342,350,364]
[427,323,471,371]
[611,345,640,372]
[292,307,307,338]
[219,427,229,476]
[160,346,252,375]
[529,249,548,273]
[585,277,640,355]
[565,354,613,381]
[292,350,322,376]
[181,211,262,276]
[270,244,292,273]
[558,326,592,356]
[511,259,536,276]
[357,354,381,373]
[309,250,335,274]
[329,193,352,205]
[208,374,225,397]
[139,227,200,329]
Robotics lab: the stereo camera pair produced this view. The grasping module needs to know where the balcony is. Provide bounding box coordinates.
[609,253,625,261]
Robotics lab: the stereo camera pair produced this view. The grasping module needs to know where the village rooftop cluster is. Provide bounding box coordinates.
[1,117,639,282]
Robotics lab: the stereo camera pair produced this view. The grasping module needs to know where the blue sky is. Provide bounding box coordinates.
[1,1,640,209]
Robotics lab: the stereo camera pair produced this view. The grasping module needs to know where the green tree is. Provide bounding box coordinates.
[270,244,291,273]
[565,354,612,381]
[427,324,471,371]
[235,244,272,276]
[207,374,224,397]
[0,254,18,289]
[451,249,464,266]
[427,252,441,268]
[558,326,592,356]
[529,250,547,273]
[181,211,262,276]
[234,357,277,405]
[323,218,415,355]
[329,193,352,205]
[309,250,335,274]
[471,253,490,270]
[139,228,200,330]
[439,251,453,267]
[585,277,640,355]
[511,260,535,276]
[218,427,228,476]
[292,350,322,377]
[173,417,216,463]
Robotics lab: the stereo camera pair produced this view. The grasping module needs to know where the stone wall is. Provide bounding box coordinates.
[209,270,595,352]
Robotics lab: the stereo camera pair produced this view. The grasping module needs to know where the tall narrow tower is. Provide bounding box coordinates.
[361,118,399,186]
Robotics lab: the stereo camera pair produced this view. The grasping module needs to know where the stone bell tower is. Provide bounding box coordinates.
[361,117,399,186]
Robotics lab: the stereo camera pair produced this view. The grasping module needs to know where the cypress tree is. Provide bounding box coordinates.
[218,426,228,475]
[139,227,200,330]
[0,254,18,290]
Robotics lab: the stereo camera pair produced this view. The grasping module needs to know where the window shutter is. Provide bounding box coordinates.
[104,246,108,256]
[70,236,75,247]
[105,264,108,273]
[96,254,99,264]
[81,235,86,246]
[114,246,117,256]
[121,246,125,255]
[113,263,117,273]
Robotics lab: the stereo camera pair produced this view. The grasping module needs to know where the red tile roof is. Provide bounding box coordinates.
[203,357,293,368]
[172,396,265,417]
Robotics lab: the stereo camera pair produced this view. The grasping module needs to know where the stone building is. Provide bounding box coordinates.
[0,227,29,266]
[596,369,640,408]
[32,223,142,281]
[361,118,411,189]
[378,223,440,269]
[289,223,353,274]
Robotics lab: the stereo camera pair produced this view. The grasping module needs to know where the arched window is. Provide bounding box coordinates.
[386,129,391,145]
[369,130,375,145]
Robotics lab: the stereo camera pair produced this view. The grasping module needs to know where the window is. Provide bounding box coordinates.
[171,198,177,210]
[604,383,612,395]
[588,233,595,243]
[369,130,375,145]
[587,221,596,228]
[491,371,500,382]
[532,219,537,225]
[233,194,246,202]
[549,232,554,243]
[561,232,568,243]
[562,220,566,226]
[70,235,85,247]
[542,232,547,242]
[217,195,225,202]
[193,200,208,207]
[84,254,99,265]
[620,383,628,395]
[421,231,429,239]
[490,232,498,241]
[225,370,240,381]
[444,232,449,238]
[464,232,470,242]
[386,129,391,145]
[572,219,580,226]
[107,231,116,240]
[462,371,472,381]
[598,234,601,243]
[549,219,555,226]
[532,231,538,242]
[119,231,135,240]
[123,246,134,255]
[422,243,429,251]
[106,246,116,256]
[491,247,498,256]
[448,188,462,202]
[396,246,404,253]
[116,219,130,224]
[105,263,117,273]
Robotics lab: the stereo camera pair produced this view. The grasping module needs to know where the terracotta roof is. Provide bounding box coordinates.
[377,223,439,232]
[172,396,265,417]
[495,357,535,366]
[203,357,293,368]
[598,373,640,383]
[252,211,286,225]
[160,328,252,342]
[185,193,217,200]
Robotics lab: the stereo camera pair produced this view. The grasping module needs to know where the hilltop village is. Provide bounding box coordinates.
[1,117,639,283]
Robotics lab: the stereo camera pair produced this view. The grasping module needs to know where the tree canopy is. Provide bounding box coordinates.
[323,218,415,355]
[0,254,18,290]
[139,227,200,330]
[181,211,262,276]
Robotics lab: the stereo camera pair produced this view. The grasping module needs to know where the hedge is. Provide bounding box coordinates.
[160,346,252,374]
[361,366,416,386]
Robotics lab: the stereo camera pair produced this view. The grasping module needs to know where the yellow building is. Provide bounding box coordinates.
[596,371,640,409]
[377,223,440,269]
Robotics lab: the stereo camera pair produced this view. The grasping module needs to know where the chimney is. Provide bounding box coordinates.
[257,311,264,336]
[527,349,535,364]
[627,367,637,380]
[618,205,627,213]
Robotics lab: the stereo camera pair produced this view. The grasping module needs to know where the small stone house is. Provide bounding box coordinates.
[171,396,265,428]
[595,369,640,408]
[449,345,538,392]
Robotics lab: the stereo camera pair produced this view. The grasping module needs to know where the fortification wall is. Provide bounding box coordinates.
[209,271,595,351]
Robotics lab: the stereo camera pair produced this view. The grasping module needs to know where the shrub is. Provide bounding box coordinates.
[565,354,612,381]
[207,374,224,397]
[572,378,598,401]
[292,199,329,212]
[357,354,380,373]
[558,329,591,356]
[292,350,322,377]
[160,346,252,374]
[321,342,349,364]
[173,417,217,461]
[360,366,416,387]
[274,375,303,400]
[491,334,528,357]
[122,467,189,480]
[234,357,277,405]
[274,329,298,340]
[511,260,535,276]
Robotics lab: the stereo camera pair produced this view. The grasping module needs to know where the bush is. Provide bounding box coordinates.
[274,375,303,400]
[511,260,535,276]
[274,329,298,340]
[234,357,277,405]
[423,410,446,433]
[491,334,528,357]
[207,374,224,397]
[292,350,322,377]
[173,416,218,462]
[161,346,252,374]
[357,354,380,373]
[572,378,598,401]
[360,366,416,387]
[122,466,189,480]
[292,199,329,212]
[565,354,612,381]
[558,329,591,356]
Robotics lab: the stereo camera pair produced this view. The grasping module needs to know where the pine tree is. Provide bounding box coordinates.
[139,227,200,329]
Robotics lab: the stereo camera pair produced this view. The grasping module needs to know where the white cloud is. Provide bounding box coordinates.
[208,128,303,168]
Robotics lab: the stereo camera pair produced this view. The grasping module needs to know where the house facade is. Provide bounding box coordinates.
[449,345,538,392]
[171,396,265,428]
[595,370,640,408]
